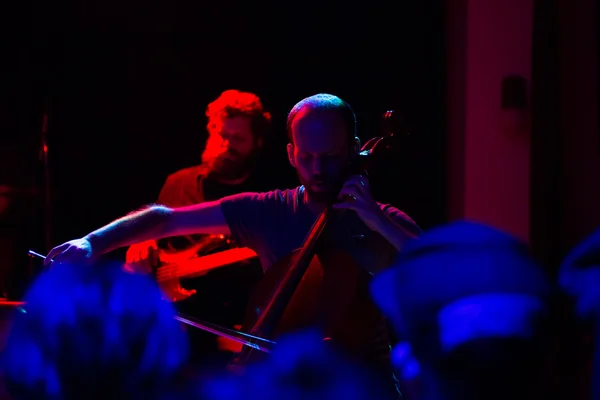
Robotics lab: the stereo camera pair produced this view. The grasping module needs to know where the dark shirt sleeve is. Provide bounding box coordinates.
[219,191,275,252]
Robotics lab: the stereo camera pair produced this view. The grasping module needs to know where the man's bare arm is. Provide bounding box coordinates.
[371,213,419,253]
[84,200,230,255]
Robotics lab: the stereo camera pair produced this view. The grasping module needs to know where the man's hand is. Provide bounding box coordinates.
[333,175,386,231]
[124,240,159,274]
[45,238,95,266]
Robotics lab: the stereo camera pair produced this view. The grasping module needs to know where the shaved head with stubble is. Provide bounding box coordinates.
[286,94,360,204]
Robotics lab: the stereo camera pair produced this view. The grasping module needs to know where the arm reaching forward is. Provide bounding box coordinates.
[45,201,230,265]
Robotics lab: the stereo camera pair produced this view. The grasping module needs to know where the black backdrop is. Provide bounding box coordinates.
[1,0,446,282]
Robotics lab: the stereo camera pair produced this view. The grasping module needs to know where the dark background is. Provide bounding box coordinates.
[0,0,446,291]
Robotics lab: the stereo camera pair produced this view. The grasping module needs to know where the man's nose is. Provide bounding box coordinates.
[311,158,324,174]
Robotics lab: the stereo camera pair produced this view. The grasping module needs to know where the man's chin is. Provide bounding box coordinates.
[208,157,253,179]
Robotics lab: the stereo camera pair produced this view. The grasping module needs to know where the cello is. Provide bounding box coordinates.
[225,110,405,371]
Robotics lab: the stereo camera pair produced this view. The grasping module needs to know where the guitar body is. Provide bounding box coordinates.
[153,234,258,302]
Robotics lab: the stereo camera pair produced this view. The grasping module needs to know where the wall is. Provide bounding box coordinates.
[446,0,534,242]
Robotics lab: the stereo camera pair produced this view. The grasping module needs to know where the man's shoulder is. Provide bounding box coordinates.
[262,186,303,202]
[219,187,303,238]
[223,186,303,205]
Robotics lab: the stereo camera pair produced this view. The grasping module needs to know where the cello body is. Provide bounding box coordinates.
[227,245,385,370]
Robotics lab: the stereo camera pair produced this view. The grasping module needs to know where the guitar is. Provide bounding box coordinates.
[150,234,258,302]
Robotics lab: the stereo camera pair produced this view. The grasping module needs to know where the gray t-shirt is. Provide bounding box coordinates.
[220,186,421,275]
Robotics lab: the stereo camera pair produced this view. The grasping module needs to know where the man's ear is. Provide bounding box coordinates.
[286,143,296,168]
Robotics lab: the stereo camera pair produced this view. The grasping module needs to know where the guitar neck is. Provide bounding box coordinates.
[156,247,258,281]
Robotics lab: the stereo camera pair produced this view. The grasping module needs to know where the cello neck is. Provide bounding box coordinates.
[247,207,331,337]
[289,207,330,269]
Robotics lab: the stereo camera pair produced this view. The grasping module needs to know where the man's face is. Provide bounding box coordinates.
[203,116,261,180]
[287,109,353,203]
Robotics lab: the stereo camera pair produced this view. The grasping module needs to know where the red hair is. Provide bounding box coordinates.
[205,89,272,141]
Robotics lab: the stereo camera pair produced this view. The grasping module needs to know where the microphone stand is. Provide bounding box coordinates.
[38,111,51,254]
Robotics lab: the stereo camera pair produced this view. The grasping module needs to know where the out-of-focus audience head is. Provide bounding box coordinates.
[201,329,397,400]
[559,226,600,320]
[370,220,557,400]
[1,261,190,400]
[560,226,600,400]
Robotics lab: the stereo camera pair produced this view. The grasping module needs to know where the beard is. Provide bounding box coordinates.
[202,149,258,182]
[298,170,348,204]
